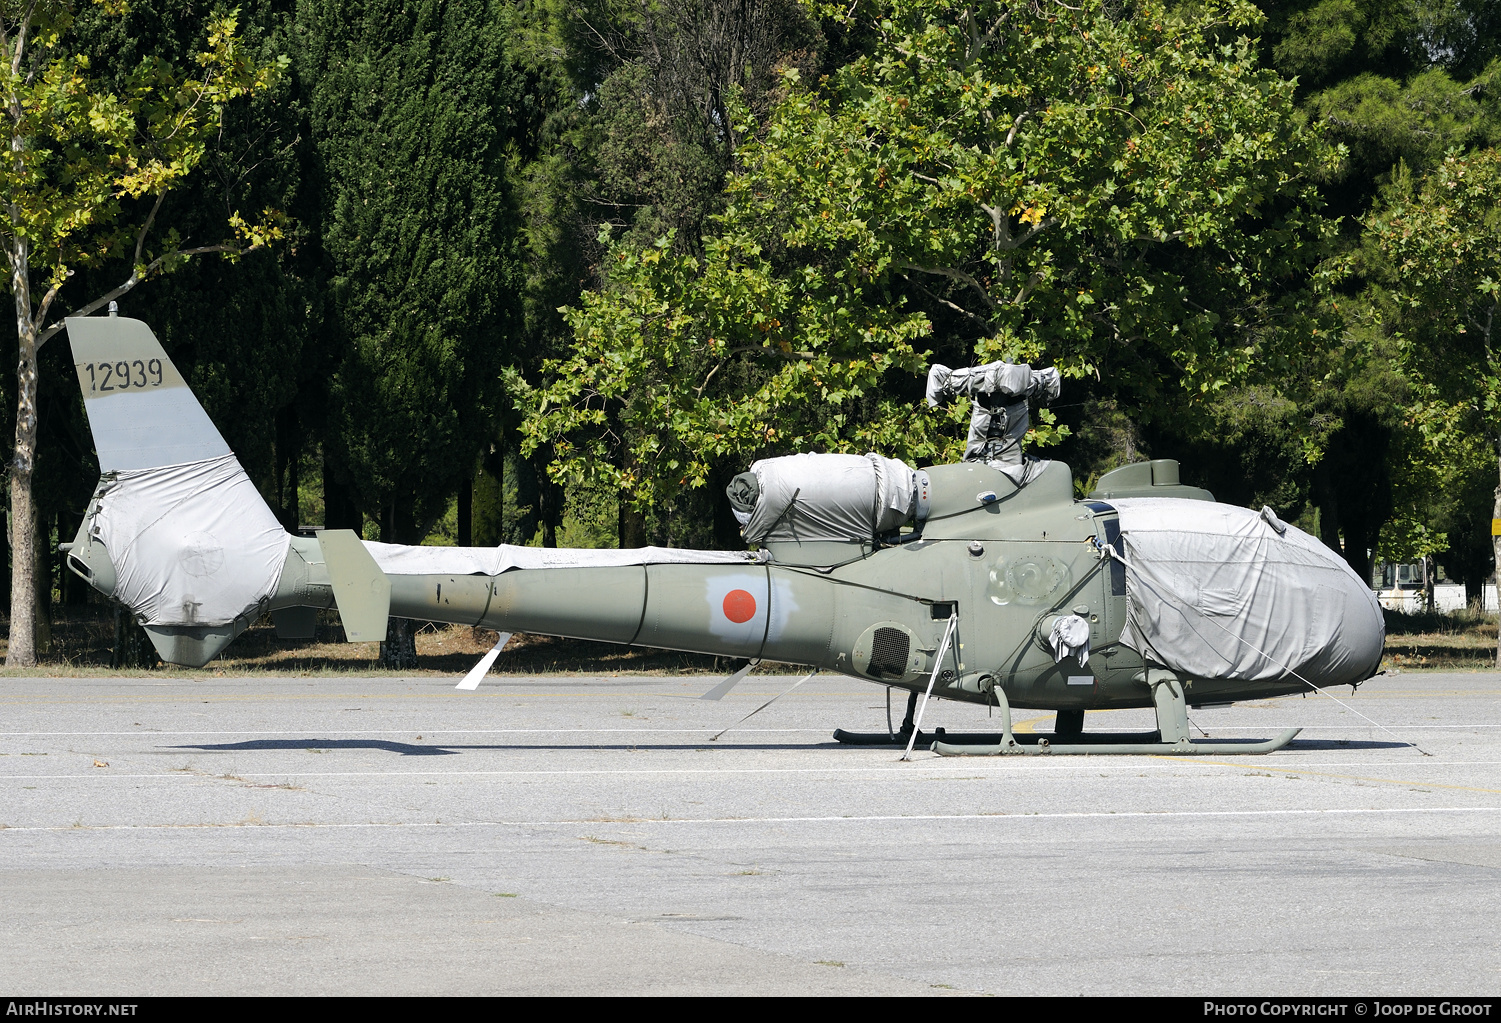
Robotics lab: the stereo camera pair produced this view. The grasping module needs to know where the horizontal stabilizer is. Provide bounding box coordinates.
[318,530,390,642]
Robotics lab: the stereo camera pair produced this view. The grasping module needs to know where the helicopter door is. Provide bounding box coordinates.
[1084,502,1129,662]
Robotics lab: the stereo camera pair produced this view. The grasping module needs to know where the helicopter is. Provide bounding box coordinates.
[58,314,1384,756]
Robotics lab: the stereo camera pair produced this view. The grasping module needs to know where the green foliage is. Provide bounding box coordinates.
[552,479,620,549]
[526,0,1337,514]
[1265,0,1501,221]
[1339,147,1501,576]
[1350,149,1501,422]
[472,463,505,547]
[0,3,283,308]
[302,0,523,542]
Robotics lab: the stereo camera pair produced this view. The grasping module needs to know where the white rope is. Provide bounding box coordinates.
[710,670,818,742]
[902,612,959,761]
[1104,544,1430,756]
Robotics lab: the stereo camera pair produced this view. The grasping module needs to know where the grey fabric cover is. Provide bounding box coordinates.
[1049,614,1091,666]
[926,360,1062,466]
[726,473,759,513]
[89,453,290,626]
[741,453,916,545]
[1111,498,1383,686]
[365,542,765,577]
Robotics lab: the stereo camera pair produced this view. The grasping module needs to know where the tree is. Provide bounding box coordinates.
[300,0,523,665]
[303,0,521,544]
[1347,148,1501,659]
[0,2,281,665]
[64,1,329,531]
[508,0,826,547]
[1238,0,1501,572]
[525,0,1336,526]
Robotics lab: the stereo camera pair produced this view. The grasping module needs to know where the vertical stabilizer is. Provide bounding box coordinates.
[66,316,233,471]
[316,529,390,642]
[64,315,290,666]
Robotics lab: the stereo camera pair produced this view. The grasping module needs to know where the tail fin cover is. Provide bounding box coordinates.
[67,315,289,627]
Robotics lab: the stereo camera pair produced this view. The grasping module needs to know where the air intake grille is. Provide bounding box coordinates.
[869,627,910,678]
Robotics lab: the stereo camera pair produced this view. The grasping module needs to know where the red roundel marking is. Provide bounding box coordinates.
[722,589,757,624]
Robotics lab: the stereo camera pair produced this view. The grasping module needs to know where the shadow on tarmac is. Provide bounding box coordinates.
[168,738,830,756]
[1281,738,1419,751]
[166,735,1416,757]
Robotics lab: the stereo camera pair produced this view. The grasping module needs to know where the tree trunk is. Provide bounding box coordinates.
[538,460,560,548]
[473,456,503,547]
[457,473,472,548]
[275,405,302,532]
[56,510,73,606]
[379,616,417,670]
[1311,466,1343,559]
[1493,450,1501,668]
[111,603,158,670]
[619,500,646,549]
[322,451,361,531]
[32,509,50,657]
[709,464,743,550]
[378,499,419,669]
[7,235,37,667]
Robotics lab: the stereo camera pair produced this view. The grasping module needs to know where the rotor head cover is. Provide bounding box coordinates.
[732,453,917,545]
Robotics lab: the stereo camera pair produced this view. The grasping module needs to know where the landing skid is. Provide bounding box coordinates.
[932,729,1301,756]
[834,726,1006,747]
[839,680,1301,756]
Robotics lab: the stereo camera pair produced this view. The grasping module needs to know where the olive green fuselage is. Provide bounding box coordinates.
[285,460,1297,712]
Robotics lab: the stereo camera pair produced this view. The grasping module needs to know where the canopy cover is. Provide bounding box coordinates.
[736,453,917,545]
[1112,498,1383,686]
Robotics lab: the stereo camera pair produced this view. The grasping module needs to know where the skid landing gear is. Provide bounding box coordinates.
[930,676,1299,756]
[832,691,1021,747]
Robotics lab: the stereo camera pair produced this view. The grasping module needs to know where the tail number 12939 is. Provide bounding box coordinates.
[84,359,164,392]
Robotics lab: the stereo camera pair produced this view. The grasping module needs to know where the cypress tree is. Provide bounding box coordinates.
[302,0,522,545]
[301,0,522,665]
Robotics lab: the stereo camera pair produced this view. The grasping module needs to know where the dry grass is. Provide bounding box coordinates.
[1381,607,1501,672]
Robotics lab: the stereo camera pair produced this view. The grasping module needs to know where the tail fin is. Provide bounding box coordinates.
[67,315,234,471]
[64,315,290,667]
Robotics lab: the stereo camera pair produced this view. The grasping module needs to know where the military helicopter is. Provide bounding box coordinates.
[59,314,1384,756]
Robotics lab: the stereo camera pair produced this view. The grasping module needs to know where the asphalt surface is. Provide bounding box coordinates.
[1,670,1499,996]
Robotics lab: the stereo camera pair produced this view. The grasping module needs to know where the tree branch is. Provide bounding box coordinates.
[904,274,992,328]
[1012,271,1044,307]
[36,241,265,349]
[133,191,167,267]
[1010,216,1058,249]
[1099,105,1148,132]
[9,0,35,78]
[897,260,999,312]
[30,272,65,333]
[724,345,817,361]
[1004,110,1029,147]
[695,359,725,397]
